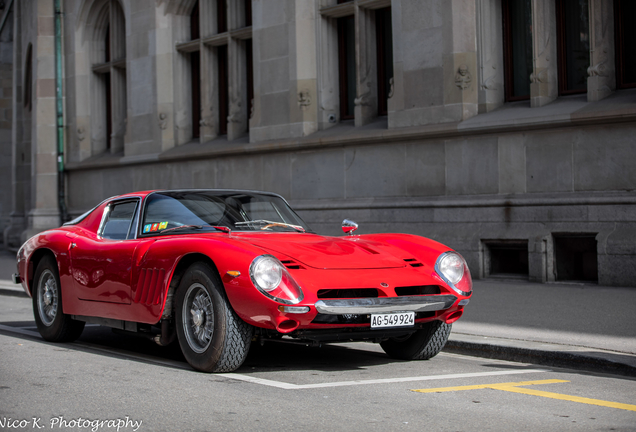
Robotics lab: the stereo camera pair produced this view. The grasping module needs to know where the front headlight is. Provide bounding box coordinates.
[251,256,282,291]
[250,255,304,304]
[435,251,472,296]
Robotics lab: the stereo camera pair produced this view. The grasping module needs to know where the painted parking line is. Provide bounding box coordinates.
[412,379,636,412]
[217,369,550,390]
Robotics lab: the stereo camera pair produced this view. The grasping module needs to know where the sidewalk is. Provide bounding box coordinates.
[1,244,634,375]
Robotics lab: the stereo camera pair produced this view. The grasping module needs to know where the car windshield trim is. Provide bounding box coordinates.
[139,190,312,236]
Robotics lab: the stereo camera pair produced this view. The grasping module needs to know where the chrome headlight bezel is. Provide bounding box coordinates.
[435,251,472,296]
[249,255,304,305]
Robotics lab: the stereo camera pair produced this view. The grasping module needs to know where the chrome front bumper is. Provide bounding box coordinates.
[314,295,458,315]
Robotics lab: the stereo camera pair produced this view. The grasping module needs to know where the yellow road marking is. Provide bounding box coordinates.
[412,379,636,412]
[412,379,569,393]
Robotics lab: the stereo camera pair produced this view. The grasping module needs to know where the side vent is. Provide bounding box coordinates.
[280,259,306,270]
[404,258,423,267]
[134,268,166,305]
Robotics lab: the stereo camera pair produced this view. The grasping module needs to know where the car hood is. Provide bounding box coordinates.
[235,233,409,270]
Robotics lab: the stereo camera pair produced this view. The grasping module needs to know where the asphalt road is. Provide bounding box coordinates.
[1,295,635,432]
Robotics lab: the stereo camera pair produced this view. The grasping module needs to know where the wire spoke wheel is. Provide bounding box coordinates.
[37,269,59,326]
[32,256,85,342]
[175,262,253,372]
[183,283,215,353]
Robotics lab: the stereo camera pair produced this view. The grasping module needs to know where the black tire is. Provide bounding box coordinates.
[32,255,85,342]
[175,262,253,372]
[380,321,451,360]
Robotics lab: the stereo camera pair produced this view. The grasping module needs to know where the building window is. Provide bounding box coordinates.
[553,234,598,282]
[556,0,590,95]
[615,0,636,89]
[91,0,127,154]
[24,44,33,111]
[338,15,355,120]
[502,0,533,101]
[217,45,229,135]
[376,7,393,116]
[322,1,394,126]
[190,1,201,139]
[176,0,253,142]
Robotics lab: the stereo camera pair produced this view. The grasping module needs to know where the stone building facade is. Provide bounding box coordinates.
[2,0,636,286]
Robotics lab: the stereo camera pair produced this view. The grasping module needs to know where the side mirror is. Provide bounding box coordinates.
[342,219,358,235]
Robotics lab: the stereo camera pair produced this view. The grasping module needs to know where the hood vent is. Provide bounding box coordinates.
[280,259,306,270]
[404,258,423,268]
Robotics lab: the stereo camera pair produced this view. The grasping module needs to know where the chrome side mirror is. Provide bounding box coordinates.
[342,219,358,235]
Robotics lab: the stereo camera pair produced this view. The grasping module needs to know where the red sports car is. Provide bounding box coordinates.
[14,190,472,372]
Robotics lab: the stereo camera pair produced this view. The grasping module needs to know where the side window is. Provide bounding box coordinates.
[100,201,138,240]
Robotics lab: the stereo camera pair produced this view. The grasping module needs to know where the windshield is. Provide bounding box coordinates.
[141,190,311,234]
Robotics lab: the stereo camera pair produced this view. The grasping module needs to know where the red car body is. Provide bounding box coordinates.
[15,190,472,372]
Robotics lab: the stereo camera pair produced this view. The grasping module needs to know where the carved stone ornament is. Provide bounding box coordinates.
[199,115,212,127]
[77,126,85,142]
[530,69,548,83]
[387,77,394,99]
[298,89,311,111]
[588,61,608,77]
[158,113,168,130]
[455,65,472,90]
[228,99,243,123]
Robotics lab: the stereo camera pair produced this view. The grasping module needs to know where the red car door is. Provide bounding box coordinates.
[69,199,140,304]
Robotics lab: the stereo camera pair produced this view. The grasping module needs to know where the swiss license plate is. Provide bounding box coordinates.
[371,312,415,329]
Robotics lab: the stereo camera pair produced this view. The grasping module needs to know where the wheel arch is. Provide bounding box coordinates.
[27,248,57,297]
[161,252,223,320]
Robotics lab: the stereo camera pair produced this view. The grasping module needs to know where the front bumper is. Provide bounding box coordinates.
[314,295,457,315]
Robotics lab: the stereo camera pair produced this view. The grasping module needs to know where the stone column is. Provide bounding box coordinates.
[24,0,60,239]
[388,0,478,128]
[353,5,377,127]
[587,0,615,102]
[250,0,318,142]
[476,0,504,114]
[3,0,27,248]
[530,0,557,108]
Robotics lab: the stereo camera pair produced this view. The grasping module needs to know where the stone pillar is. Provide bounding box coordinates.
[476,0,504,114]
[3,1,26,248]
[353,5,377,127]
[250,0,318,142]
[530,0,557,108]
[24,0,60,239]
[388,0,478,128]
[587,0,615,102]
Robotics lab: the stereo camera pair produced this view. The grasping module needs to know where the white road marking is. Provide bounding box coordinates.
[0,324,550,389]
[217,369,550,390]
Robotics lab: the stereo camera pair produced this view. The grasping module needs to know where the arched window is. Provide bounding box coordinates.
[91,0,127,154]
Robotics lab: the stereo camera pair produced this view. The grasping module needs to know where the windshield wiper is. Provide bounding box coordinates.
[235,220,306,233]
[159,224,205,233]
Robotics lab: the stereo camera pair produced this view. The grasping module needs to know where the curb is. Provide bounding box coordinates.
[444,339,636,378]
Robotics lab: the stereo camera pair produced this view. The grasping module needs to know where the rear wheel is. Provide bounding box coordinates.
[175,262,253,372]
[32,256,85,342]
[380,321,451,360]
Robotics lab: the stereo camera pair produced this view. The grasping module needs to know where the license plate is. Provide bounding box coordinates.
[371,312,415,329]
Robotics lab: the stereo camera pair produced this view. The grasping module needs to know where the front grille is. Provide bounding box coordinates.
[316,288,379,299]
[395,285,441,296]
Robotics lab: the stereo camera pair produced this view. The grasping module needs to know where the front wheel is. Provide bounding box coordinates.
[32,255,85,342]
[380,321,451,360]
[175,262,253,372]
